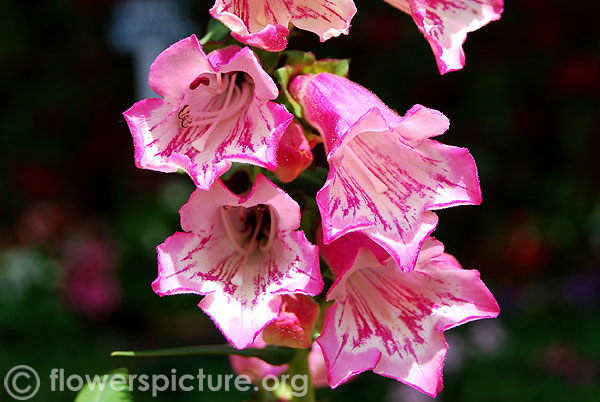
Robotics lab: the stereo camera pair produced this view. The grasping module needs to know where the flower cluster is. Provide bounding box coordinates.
[124,1,503,398]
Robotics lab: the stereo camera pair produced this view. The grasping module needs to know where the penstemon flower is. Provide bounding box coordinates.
[152,174,322,348]
[317,232,500,395]
[384,0,504,74]
[124,34,292,190]
[290,72,481,272]
[210,0,357,51]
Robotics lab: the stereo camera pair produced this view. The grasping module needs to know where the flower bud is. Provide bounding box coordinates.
[262,294,319,349]
[275,122,314,183]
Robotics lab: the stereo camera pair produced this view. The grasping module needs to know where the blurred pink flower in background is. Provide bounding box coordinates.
[61,226,122,318]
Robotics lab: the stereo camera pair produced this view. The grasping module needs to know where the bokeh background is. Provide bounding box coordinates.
[1,0,599,401]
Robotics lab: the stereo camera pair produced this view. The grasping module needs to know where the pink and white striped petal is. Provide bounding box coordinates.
[384,0,504,74]
[152,175,322,349]
[210,0,357,52]
[123,35,293,190]
[318,236,499,396]
[290,73,481,271]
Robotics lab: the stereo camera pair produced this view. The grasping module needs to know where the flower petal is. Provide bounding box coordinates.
[208,46,279,100]
[210,0,356,51]
[286,0,357,42]
[318,237,499,395]
[148,34,213,98]
[385,0,504,74]
[180,96,291,189]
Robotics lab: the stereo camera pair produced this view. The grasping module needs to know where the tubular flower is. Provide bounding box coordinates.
[384,0,504,74]
[152,174,322,348]
[290,73,481,272]
[123,34,293,190]
[210,0,357,52]
[317,233,499,396]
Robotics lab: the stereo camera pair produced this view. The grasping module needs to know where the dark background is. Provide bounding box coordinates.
[1,0,599,401]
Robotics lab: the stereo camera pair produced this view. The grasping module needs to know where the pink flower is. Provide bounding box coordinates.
[275,121,314,183]
[384,0,504,74]
[229,335,289,383]
[317,233,499,395]
[152,174,322,348]
[210,0,357,52]
[262,294,320,348]
[229,338,328,388]
[290,73,481,272]
[124,35,293,190]
[308,342,328,388]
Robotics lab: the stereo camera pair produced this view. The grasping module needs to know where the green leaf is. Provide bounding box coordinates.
[200,18,231,45]
[112,345,295,366]
[284,50,316,68]
[306,58,350,77]
[274,65,304,119]
[253,49,283,75]
[74,368,133,402]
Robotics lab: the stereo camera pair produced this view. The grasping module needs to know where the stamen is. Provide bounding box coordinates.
[345,146,388,193]
[191,73,244,152]
[259,209,277,252]
[216,72,223,93]
[220,207,248,255]
[239,207,264,267]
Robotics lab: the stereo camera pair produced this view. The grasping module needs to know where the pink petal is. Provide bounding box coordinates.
[123,36,293,190]
[208,46,279,100]
[385,0,504,74]
[148,34,213,98]
[229,337,327,388]
[318,236,499,395]
[308,342,329,388]
[152,175,322,348]
[291,73,481,271]
[229,335,289,382]
[210,0,357,51]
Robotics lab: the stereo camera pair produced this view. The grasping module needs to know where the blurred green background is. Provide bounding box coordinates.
[1,0,599,401]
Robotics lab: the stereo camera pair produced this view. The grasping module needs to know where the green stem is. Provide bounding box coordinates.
[111,345,294,366]
[286,348,315,402]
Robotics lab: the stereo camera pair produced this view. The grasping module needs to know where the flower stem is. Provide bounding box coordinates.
[286,348,315,402]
